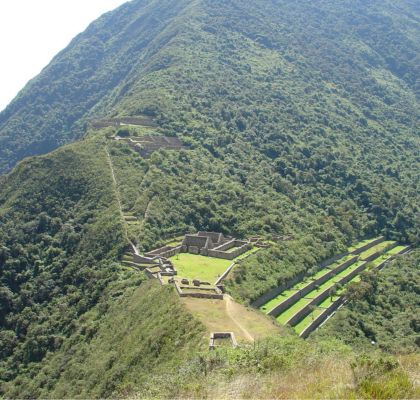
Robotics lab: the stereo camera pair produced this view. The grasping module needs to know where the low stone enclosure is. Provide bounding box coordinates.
[209,332,238,350]
[255,237,411,339]
[174,281,224,300]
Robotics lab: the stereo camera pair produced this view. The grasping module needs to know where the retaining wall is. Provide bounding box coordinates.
[158,246,182,258]
[351,237,384,255]
[287,290,333,326]
[300,298,345,339]
[268,256,358,317]
[252,253,356,309]
[174,283,224,300]
[133,254,158,265]
[252,273,306,308]
[376,247,410,271]
[214,262,235,286]
[287,261,367,326]
[362,242,397,263]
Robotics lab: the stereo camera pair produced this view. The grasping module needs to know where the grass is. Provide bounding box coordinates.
[235,246,260,260]
[164,236,184,246]
[332,260,365,280]
[359,240,395,260]
[369,246,408,267]
[260,238,402,329]
[276,297,312,325]
[294,308,325,334]
[170,253,232,283]
[387,245,409,255]
[260,290,299,313]
[304,279,337,299]
[349,275,362,284]
[182,297,281,342]
[348,237,381,253]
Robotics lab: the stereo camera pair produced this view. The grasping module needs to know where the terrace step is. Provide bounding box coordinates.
[284,261,368,327]
[122,261,146,269]
[297,246,409,338]
[266,255,358,317]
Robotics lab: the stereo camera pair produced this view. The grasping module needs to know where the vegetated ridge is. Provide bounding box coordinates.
[0,0,419,398]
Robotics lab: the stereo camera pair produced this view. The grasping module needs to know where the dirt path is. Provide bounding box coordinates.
[105,146,139,255]
[225,295,254,342]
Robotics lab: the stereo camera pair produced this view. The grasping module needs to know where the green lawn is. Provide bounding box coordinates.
[332,260,364,280]
[260,289,299,313]
[170,253,232,283]
[348,237,381,253]
[304,279,337,299]
[387,245,408,255]
[276,297,312,325]
[359,241,395,260]
[294,308,325,335]
[260,238,401,328]
[348,275,361,284]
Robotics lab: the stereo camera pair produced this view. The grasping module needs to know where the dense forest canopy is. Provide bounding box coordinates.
[0,0,418,398]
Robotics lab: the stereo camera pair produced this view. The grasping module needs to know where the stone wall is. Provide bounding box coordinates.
[213,239,237,252]
[299,298,345,339]
[351,236,385,255]
[174,283,224,300]
[319,252,348,269]
[209,332,238,349]
[363,242,396,263]
[207,243,251,260]
[132,254,158,265]
[198,231,224,245]
[253,254,356,309]
[252,273,306,308]
[286,260,367,325]
[267,256,358,317]
[183,234,210,249]
[376,247,410,271]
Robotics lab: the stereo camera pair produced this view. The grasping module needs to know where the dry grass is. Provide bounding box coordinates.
[180,358,355,399]
[182,296,282,342]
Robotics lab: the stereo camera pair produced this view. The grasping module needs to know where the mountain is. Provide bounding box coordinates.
[0,0,419,398]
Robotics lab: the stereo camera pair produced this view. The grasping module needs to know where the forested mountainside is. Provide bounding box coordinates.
[0,0,419,398]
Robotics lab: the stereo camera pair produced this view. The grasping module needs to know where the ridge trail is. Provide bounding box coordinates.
[225,295,254,342]
[105,146,140,255]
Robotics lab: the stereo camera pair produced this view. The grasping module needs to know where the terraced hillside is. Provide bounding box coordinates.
[258,237,410,338]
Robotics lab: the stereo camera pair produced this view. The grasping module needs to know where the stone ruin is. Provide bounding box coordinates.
[122,232,270,299]
[115,135,186,158]
[181,232,253,260]
[92,116,157,129]
[209,332,238,350]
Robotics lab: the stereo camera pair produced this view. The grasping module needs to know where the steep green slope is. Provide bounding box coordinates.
[3,281,205,398]
[0,137,128,387]
[0,0,194,173]
[0,0,419,397]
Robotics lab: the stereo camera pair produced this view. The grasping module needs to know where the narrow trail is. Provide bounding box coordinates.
[105,146,139,255]
[225,295,254,342]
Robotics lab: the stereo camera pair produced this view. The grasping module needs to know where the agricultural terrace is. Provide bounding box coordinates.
[258,237,409,338]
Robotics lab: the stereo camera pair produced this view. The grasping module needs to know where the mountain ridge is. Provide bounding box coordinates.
[0,0,419,397]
